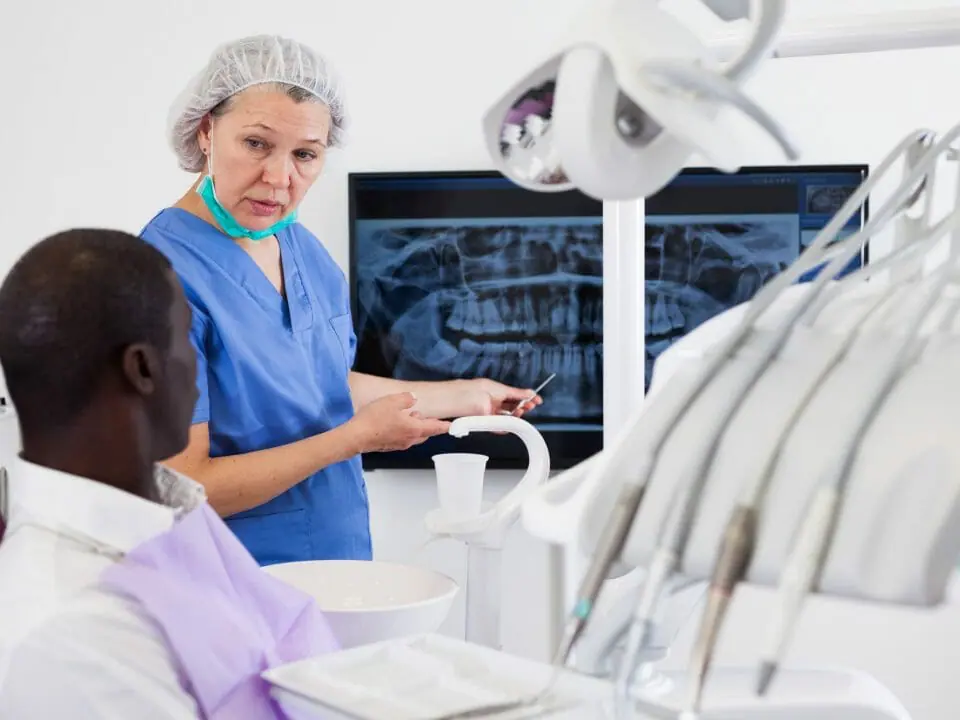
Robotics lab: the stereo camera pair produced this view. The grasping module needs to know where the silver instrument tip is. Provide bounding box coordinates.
[756,660,777,696]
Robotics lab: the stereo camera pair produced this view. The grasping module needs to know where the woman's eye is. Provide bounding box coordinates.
[296,150,317,161]
[245,138,266,150]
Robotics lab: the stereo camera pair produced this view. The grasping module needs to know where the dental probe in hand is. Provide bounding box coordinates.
[500,373,556,416]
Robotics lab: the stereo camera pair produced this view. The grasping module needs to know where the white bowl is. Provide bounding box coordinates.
[263,560,459,649]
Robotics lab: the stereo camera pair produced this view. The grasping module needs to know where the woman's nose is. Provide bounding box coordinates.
[262,154,294,188]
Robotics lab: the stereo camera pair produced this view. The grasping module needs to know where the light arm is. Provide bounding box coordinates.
[347,372,542,419]
[347,371,469,418]
[162,422,363,517]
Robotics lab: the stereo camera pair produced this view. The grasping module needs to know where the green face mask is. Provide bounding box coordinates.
[195,143,299,241]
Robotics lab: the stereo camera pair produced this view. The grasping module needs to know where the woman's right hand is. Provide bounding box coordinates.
[348,392,451,453]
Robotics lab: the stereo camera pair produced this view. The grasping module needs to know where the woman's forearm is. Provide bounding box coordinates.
[171,423,364,517]
[348,372,466,418]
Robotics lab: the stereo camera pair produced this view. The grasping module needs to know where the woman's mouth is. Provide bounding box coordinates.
[247,198,281,217]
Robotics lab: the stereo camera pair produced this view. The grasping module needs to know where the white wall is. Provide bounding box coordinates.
[4,0,960,717]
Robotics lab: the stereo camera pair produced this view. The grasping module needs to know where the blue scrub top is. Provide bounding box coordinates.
[141,208,371,565]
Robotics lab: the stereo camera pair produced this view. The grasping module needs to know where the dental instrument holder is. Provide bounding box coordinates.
[424,415,551,651]
[523,300,960,714]
[614,315,960,605]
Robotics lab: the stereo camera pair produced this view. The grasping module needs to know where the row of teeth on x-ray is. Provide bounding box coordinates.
[437,284,603,418]
[443,284,705,349]
[641,220,796,386]
[445,285,602,342]
[400,337,603,419]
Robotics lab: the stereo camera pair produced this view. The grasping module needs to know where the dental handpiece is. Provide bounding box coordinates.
[620,229,883,696]
[617,292,848,712]
[684,506,756,714]
[680,142,950,710]
[684,281,905,715]
[614,541,677,719]
[756,265,956,696]
[608,131,938,717]
[552,482,647,668]
[603,135,924,717]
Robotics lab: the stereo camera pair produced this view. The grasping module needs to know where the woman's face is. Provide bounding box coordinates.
[198,87,332,232]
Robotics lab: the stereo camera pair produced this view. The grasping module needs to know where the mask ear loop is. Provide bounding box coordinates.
[196,135,230,211]
[204,138,219,195]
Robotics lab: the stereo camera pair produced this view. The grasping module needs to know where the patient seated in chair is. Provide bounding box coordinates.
[0,229,337,719]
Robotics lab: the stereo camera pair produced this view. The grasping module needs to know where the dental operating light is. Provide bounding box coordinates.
[482,0,797,202]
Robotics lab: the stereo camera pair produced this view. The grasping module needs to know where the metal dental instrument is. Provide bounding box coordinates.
[610,132,932,719]
[501,373,556,416]
[683,281,909,716]
[683,133,939,716]
[756,211,960,696]
[427,681,686,720]
[752,124,960,694]
[610,127,947,720]
[554,481,648,665]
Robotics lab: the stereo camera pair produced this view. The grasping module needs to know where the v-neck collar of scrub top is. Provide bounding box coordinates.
[165,208,315,334]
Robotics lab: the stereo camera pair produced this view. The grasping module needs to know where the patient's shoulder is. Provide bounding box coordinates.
[0,590,199,718]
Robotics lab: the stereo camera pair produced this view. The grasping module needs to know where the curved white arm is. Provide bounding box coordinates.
[449,415,550,529]
[425,416,551,548]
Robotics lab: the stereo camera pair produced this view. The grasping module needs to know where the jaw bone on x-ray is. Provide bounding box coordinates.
[644,216,797,389]
[354,218,603,424]
[643,169,864,391]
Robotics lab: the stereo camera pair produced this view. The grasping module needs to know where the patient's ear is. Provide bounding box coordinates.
[121,343,161,397]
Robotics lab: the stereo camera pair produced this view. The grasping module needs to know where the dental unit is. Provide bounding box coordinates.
[511,1,960,716]
[258,1,960,718]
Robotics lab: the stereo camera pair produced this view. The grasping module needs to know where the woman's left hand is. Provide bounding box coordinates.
[459,378,544,417]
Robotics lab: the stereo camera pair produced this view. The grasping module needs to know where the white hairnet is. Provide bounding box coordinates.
[168,35,347,173]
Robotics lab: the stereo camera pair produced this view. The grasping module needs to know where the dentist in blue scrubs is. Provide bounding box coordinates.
[141,35,542,566]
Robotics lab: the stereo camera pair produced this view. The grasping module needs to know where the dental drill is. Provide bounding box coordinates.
[610,129,938,718]
[682,130,940,715]
[756,264,958,696]
[757,126,960,696]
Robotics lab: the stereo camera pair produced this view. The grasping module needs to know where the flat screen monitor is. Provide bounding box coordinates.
[349,165,868,471]
[349,171,603,470]
[644,165,868,390]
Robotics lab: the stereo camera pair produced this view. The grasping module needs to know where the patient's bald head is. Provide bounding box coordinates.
[0,229,199,481]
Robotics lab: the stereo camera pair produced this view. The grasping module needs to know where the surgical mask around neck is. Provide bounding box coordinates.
[196,141,299,241]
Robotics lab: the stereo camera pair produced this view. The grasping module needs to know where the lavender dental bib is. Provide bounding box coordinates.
[101,502,338,718]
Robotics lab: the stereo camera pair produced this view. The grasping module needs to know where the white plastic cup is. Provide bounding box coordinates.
[432,453,488,520]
